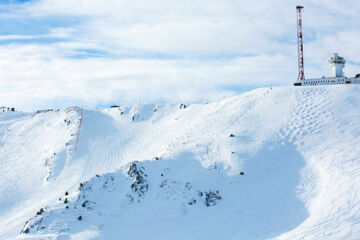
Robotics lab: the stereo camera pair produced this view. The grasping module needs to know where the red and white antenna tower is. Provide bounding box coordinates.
[296,6,305,82]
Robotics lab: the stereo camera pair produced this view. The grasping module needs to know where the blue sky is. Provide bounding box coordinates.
[0,0,360,111]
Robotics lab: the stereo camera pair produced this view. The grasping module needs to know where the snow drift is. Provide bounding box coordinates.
[1,86,360,239]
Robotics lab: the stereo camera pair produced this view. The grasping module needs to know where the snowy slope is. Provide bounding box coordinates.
[0,86,360,239]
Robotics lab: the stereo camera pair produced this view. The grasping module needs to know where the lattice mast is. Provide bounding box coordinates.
[296,6,305,82]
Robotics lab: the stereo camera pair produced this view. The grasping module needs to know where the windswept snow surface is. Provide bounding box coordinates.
[1,86,360,239]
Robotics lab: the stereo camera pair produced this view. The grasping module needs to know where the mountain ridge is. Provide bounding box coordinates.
[1,86,360,239]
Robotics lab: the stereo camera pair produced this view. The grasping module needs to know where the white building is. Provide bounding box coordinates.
[330,53,345,78]
[295,53,360,86]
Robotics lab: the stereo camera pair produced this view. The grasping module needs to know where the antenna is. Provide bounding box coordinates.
[296,6,305,82]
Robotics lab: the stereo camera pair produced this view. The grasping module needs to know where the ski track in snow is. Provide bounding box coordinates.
[273,86,360,240]
[0,86,360,239]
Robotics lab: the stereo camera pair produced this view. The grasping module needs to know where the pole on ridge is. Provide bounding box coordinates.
[296,6,305,82]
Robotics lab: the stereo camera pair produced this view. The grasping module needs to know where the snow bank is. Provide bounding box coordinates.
[0,86,360,239]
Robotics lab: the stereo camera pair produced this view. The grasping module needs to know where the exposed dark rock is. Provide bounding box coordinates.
[21,221,29,234]
[180,104,187,109]
[64,198,68,204]
[65,191,69,196]
[159,180,167,188]
[33,109,54,116]
[239,172,244,175]
[78,216,82,221]
[229,134,235,137]
[128,162,148,200]
[21,217,43,234]
[205,191,222,207]
[36,208,44,215]
[126,194,134,203]
[188,199,197,205]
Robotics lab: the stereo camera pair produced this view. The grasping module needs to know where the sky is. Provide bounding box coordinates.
[0,0,360,111]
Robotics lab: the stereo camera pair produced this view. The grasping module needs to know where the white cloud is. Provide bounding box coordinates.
[0,43,293,111]
[0,35,38,40]
[0,0,360,110]
[0,27,75,41]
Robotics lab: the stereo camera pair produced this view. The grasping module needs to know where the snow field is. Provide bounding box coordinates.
[0,86,359,239]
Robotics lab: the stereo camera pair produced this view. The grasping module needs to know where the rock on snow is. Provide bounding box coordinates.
[1,86,360,239]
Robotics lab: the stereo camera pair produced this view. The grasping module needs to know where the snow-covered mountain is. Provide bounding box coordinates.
[1,86,360,240]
